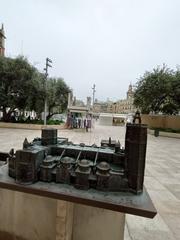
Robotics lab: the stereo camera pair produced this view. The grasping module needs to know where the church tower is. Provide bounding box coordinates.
[0,24,6,57]
[126,83,134,99]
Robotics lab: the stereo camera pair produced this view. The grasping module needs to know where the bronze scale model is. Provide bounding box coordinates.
[7,112,147,194]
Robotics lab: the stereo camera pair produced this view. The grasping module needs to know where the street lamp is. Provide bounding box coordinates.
[44,57,52,125]
[92,84,96,107]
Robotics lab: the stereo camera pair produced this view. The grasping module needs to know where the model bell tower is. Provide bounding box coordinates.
[0,24,6,57]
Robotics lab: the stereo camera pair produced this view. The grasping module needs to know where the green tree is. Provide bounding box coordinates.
[134,65,180,115]
[172,69,180,107]
[0,56,38,121]
[46,78,70,119]
[26,71,45,118]
[0,56,71,122]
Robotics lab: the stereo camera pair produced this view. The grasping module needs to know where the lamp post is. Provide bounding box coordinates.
[92,84,96,107]
[44,58,52,125]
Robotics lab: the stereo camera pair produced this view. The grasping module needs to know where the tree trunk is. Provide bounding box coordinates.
[2,109,11,122]
[2,108,15,122]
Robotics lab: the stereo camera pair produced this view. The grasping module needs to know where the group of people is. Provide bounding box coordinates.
[66,113,92,132]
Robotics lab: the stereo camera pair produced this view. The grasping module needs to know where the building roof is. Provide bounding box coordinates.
[68,106,90,113]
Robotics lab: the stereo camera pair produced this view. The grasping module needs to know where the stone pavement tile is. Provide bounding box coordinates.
[161,214,180,240]
[148,189,179,203]
[124,223,132,240]
[0,128,41,152]
[126,214,176,240]
[144,177,167,191]
[127,229,176,240]
[168,191,180,201]
[146,167,174,178]
[172,157,180,164]
[155,188,180,210]
[164,184,180,200]
[150,200,180,215]
[150,165,170,174]
[145,168,154,177]
[173,173,180,180]
[157,177,180,185]
[165,169,180,176]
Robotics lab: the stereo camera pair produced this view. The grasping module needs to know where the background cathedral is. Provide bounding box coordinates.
[93,84,136,114]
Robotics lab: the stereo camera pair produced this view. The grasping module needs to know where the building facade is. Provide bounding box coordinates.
[92,84,136,114]
[67,92,92,116]
[93,99,113,113]
[111,84,136,114]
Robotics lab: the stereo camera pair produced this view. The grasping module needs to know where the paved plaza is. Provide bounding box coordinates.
[0,123,180,240]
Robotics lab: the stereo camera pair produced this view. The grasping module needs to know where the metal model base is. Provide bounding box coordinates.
[0,165,156,218]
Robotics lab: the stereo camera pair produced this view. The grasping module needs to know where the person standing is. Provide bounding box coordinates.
[78,118,81,128]
[83,118,87,131]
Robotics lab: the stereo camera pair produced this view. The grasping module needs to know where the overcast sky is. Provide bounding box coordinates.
[1,0,180,101]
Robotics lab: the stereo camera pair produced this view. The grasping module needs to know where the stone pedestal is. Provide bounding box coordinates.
[73,204,125,240]
[56,200,74,240]
[0,189,125,240]
[0,189,57,240]
[0,165,156,240]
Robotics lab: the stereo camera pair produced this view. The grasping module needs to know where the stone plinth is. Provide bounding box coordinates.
[73,204,125,240]
[0,189,57,240]
[0,188,124,240]
[0,165,156,240]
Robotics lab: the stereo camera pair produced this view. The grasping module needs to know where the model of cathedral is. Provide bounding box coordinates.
[8,112,147,194]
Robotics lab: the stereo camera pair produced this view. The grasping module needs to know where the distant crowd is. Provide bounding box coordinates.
[66,114,92,132]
